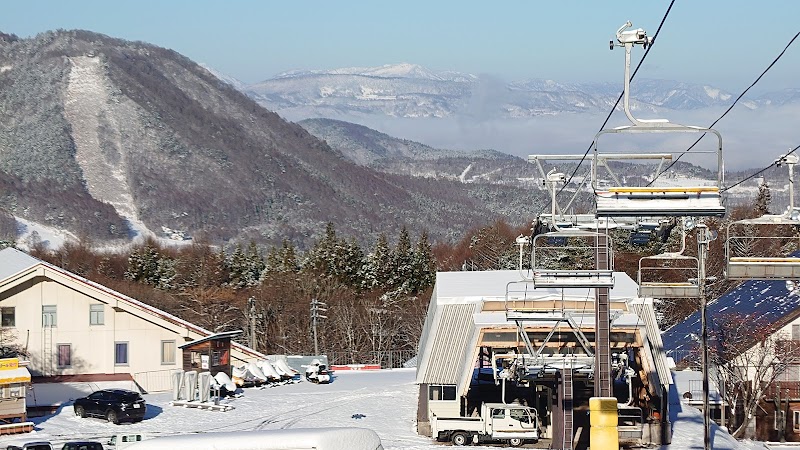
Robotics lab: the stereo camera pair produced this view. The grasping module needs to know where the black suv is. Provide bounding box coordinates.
[73,389,146,424]
[61,443,103,450]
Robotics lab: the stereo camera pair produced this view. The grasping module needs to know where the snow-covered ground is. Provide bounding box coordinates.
[15,217,77,251]
[0,369,781,449]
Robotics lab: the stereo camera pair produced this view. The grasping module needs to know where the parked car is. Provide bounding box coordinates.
[61,443,103,450]
[6,443,53,450]
[73,389,146,424]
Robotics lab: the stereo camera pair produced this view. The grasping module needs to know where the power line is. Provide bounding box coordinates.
[722,143,800,192]
[538,0,676,217]
[651,31,800,184]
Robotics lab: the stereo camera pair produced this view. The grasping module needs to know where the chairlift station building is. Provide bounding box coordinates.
[415,269,672,448]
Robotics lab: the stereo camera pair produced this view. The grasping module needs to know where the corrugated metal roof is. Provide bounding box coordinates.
[418,303,477,384]
[631,299,673,389]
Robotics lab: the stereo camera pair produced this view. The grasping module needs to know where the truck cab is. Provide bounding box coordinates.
[432,402,539,447]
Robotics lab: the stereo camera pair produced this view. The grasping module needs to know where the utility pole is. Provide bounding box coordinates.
[697,222,715,450]
[310,298,327,356]
[248,296,256,350]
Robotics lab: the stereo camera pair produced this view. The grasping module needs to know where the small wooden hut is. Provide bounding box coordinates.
[179,331,242,377]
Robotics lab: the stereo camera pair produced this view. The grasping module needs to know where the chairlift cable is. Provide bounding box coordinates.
[649,31,800,186]
[722,143,800,192]
[536,0,676,217]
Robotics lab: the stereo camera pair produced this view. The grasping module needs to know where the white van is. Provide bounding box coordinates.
[126,428,382,450]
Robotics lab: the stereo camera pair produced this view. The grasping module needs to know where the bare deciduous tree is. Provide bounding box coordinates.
[696,313,800,438]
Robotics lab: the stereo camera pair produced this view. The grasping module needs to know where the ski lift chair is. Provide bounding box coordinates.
[597,21,726,219]
[638,217,701,298]
[638,254,700,298]
[531,230,614,288]
[592,131,726,218]
[725,210,800,280]
[727,154,800,280]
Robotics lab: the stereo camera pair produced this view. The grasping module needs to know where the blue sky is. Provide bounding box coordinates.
[0,1,797,91]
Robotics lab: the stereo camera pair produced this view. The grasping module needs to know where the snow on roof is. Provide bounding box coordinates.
[433,269,639,301]
[418,270,654,387]
[179,330,244,349]
[662,276,800,361]
[0,247,40,281]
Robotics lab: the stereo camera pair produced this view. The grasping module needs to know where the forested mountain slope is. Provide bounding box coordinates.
[0,30,542,247]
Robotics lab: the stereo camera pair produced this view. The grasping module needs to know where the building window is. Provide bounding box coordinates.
[777,364,800,382]
[776,409,787,430]
[42,305,57,328]
[115,342,129,366]
[1,307,14,327]
[429,384,457,401]
[161,340,175,365]
[190,351,201,369]
[794,410,800,433]
[89,304,104,325]
[794,324,800,340]
[57,344,71,368]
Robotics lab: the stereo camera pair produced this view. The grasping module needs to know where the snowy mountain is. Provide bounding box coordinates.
[245,63,798,120]
[298,118,537,187]
[0,31,543,248]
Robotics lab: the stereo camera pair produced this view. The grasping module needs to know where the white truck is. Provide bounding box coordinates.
[106,434,145,449]
[431,402,539,447]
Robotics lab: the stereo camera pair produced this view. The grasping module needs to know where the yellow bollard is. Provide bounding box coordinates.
[590,397,619,449]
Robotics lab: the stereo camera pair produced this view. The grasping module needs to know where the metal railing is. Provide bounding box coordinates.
[326,350,416,369]
[133,369,176,393]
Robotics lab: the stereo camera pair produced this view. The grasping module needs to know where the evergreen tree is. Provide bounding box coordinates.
[755,181,771,216]
[226,244,248,289]
[410,231,436,293]
[340,238,366,288]
[363,233,392,290]
[266,246,281,273]
[279,240,298,273]
[125,245,175,290]
[304,222,338,275]
[245,241,266,284]
[227,242,265,288]
[390,226,415,295]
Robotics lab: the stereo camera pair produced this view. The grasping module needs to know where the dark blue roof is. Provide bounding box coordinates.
[661,277,800,361]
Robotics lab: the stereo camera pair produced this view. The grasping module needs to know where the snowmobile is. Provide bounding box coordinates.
[232,362,269,387]
[257,359,301,386]
[304,359,332,384]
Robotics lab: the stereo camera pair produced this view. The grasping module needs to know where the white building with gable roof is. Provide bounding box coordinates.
[0,247,263,410]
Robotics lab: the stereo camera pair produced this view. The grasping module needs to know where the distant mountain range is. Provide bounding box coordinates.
[215,63,798,121]
[0,31,785,249]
